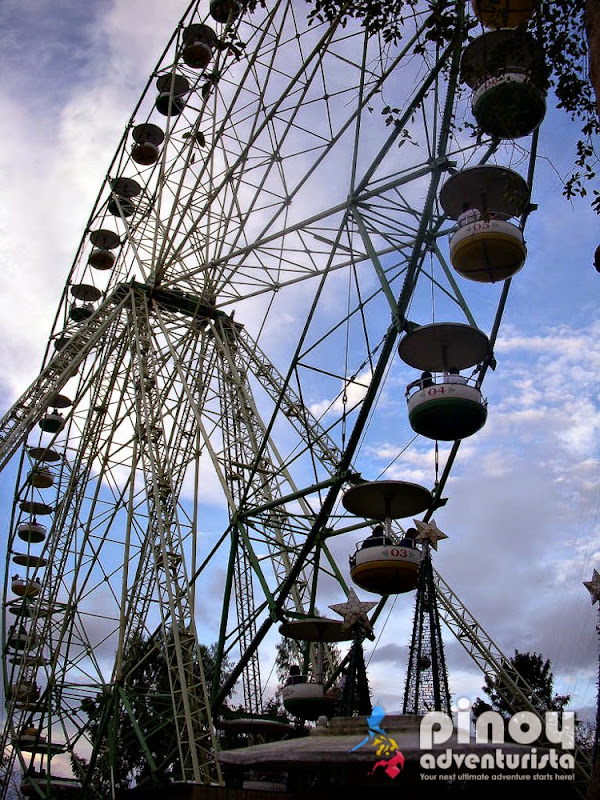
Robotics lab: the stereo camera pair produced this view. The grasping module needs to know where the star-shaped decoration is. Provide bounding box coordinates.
[583,569,600,605]
[413,518,448,550]
[329,588,376,638]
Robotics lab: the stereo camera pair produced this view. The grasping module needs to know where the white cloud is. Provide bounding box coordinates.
[309,367,373,418]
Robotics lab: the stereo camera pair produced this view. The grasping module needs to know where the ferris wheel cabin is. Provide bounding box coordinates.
[209,0,242,23]
[398,322,490,441]
[107,177,141,218]
[27,466,54,488]
[181,24,218,69]
[461,29,546,140]
[343,480,432,595]
[38,411,65,434]
[17,520,47,544]
[278,618,351,720]
[14,728,47,752]
[9,679,40,707]
[350,535,422,595]
[87,228,120,270]
[155,74,189,117]
[131,123,165,166]
[440,165,530,282]
[6,624,36,651]
[281,679,337,720]
[11,576,42,598]
[69,302,95,323]
[107,196,136,218]
[69,283,102,323]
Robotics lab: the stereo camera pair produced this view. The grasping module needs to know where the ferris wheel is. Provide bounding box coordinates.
[0,0,551,795]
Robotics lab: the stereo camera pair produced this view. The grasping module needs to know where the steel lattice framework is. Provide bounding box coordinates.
[0,0,579,797]
[403,550,451,715]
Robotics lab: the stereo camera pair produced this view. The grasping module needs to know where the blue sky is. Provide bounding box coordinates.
[1,0,600,731]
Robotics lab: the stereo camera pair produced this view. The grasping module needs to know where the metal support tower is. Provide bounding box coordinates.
[338,635,372,718]
[403,550,451,715]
